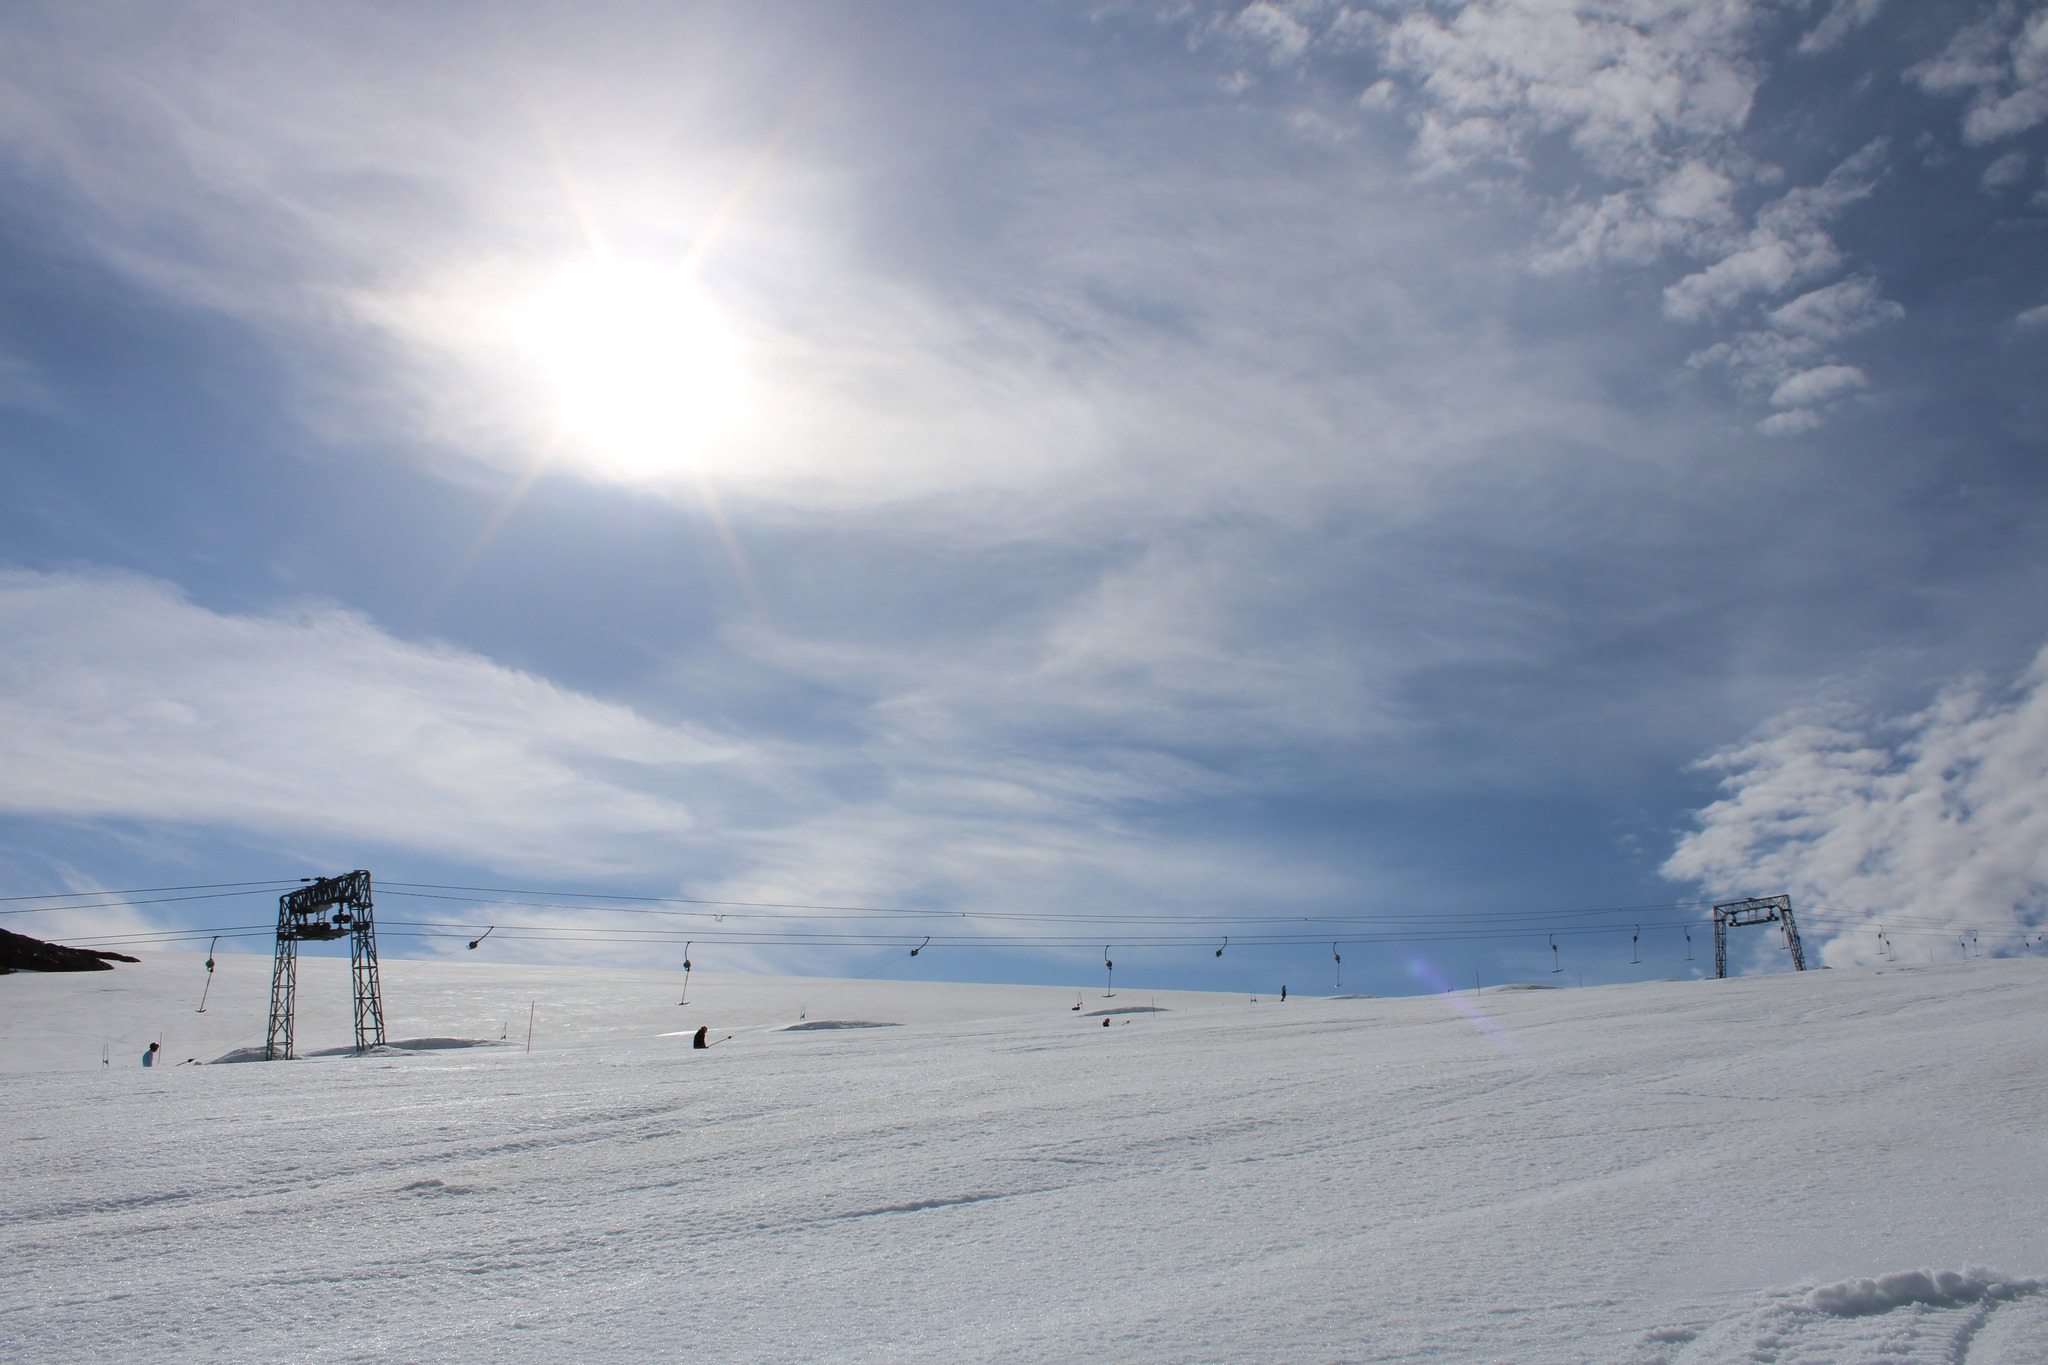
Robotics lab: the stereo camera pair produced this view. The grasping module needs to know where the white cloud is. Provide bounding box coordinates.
[1652,159,1740,222]
[0,569,757,876]
[1765,276,1904,340]
[1182,4,1896,429]
[1757,407,1823,436]
[1662,141,1886,322]
[1769,363,1867,409]
[0,565,1394,938]
[2017,301,2048,329]
[1411,112,1520,178]
[1664,646,2048,966]
[1532,160,1738,272]
[1691,274,1897,424]
[1688,329,1819,399]
[1981,148,2029,190]
[1378,1,1766,181]
[1910,3,2048,144]
[1797,0,1887,56]
[1233,2,1315,66]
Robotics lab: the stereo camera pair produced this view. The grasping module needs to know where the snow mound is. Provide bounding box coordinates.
[1804,1267,2045,1317]
[373,1037,503,1052]
[1661,1268,2048,1363]
[206,1037,502,1064]
[1083,1006,1166,1017]
[783,1020,898,1031]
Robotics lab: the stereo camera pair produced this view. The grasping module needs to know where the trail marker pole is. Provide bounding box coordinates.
[525,1001,535,1055]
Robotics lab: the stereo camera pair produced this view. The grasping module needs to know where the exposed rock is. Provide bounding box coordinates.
[0,926,140,973]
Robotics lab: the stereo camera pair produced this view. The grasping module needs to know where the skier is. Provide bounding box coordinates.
[142,1042,160,1068]
[1280,985,1287,1002]
[692,1025,709,1049]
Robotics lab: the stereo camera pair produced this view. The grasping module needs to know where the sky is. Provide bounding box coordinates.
[2,0,2046,996]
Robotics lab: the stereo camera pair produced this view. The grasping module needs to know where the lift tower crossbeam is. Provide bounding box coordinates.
[264,870,386,1060]
[1711,894,1806,980]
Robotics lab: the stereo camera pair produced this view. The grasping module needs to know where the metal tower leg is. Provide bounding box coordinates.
[1782,904,1807,971]
[266,930,298,1060]
[351,921,386,1052]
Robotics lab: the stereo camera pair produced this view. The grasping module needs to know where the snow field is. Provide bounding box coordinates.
[3,953,2045,1362]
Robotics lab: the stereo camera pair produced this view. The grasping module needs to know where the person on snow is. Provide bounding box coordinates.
[692,1025,709,1049]
[142,1042,160,1068]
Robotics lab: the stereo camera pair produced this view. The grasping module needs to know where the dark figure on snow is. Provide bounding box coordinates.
[1102,1016,1111,1027]
[692,1025,709,1049]
[142,1042,159,1068]
[1280,985,1287,1002]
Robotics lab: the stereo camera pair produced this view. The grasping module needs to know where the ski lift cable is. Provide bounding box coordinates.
[368,895,1733,937]
[0,886,302,917]
[71,913,2020,953]
[0,879,301,904]
[374,881,1722,926]
[63,913,2029,957]
[367,918,1717,948]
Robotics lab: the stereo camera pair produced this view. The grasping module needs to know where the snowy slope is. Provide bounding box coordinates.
[4,953,2046,1363]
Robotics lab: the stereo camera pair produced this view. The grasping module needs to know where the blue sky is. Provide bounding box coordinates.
[3,0,2046,996]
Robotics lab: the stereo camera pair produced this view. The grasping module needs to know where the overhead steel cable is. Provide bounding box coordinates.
[24,875,2036,961]
[312,917,1721,949]
[373,884,1720,928]
[63,917,1713,950]
[0,879,300,903]
[0,886,302,916]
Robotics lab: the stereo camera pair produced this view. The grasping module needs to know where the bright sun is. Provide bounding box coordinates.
[512,258,751,482]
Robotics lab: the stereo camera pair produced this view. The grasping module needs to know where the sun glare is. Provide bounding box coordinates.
[513,258,751,482]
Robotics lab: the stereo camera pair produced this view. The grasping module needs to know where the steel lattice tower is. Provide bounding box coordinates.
[265,870,386,1060]
[1712,895,1807,980]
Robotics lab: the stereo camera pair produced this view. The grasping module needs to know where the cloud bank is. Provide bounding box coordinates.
[1664,646,2048,966]
[0,569,746,875]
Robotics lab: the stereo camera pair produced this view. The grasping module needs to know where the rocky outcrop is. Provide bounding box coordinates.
[0,927,140,973]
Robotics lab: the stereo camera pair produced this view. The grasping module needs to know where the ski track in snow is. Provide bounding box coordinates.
[3,956,2046,1361]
